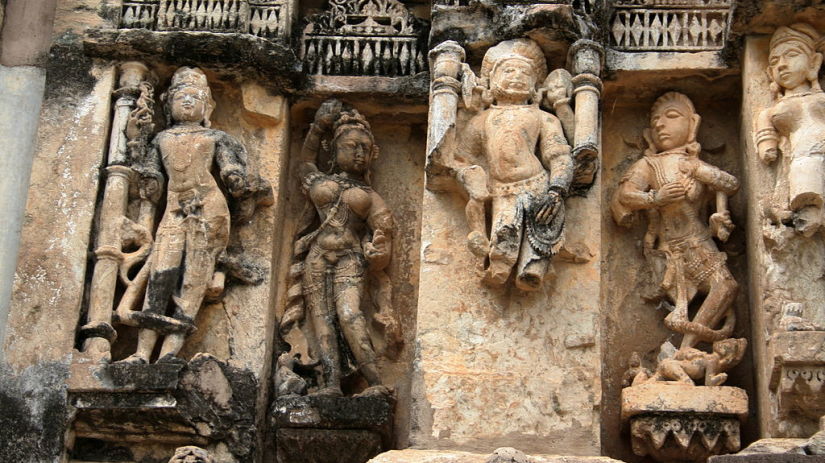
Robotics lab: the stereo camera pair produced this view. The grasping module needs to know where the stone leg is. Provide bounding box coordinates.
[159,218,225,360]
[334,261,380,386]
[514,232,549,291]
[304,258,343,395]
[682,267,738,349]
[127,222,185,363]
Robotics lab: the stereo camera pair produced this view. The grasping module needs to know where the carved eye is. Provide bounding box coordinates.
[665,109,682,119]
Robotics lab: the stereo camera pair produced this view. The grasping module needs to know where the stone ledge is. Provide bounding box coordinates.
[367,450,625,463]
[621,383,749,422]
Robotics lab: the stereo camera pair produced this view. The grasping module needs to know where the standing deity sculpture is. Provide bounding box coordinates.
[756,23,825,237]
[614,92,749,462]
[278,100,400,397]
[79,65,272,364]
[454,38,575,291]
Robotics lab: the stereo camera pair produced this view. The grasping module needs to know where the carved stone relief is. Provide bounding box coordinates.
[613,92,747,461]
[78,64,273,365]
[168,446,215,463]
[749,22,825,439]
[610,0,733,52]
[277,100,401,398]
[426,37,602,290]
[120,0,294,39]
[302,0,427,77]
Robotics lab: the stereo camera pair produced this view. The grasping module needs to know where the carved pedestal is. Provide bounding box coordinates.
[769,331,825,436]
[67,355,256,461]
[271,395,394,463]
[622,384,748,462]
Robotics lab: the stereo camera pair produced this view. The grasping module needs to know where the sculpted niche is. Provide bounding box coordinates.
[278,100,400,397]
[426,38,604,290]
[614,93,748,462]
[79,65,272,364]
[754,22,825,438]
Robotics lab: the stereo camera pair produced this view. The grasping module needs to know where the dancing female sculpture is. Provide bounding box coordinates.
[756,23,825,237]
[279,100,396,397]
[613,92,740,350]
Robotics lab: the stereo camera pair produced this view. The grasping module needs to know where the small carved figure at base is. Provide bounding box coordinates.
[634,338,747,387]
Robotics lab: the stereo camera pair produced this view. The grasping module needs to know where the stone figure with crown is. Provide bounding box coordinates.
[425,37,603,290]
[78,66,272,365]
[612,92,749,462]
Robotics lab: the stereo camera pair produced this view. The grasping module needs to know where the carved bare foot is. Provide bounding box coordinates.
[467,231,489,257]
[515,272,542,291]
[794,206,822,237]
[706,373,727,387]
[118,353,148,365]
[311,386,343,398]
[355,385,391,398]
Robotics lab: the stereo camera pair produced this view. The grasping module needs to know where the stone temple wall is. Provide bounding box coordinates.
[2,1,825,463]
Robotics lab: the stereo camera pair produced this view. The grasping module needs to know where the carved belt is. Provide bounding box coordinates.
[490,171,549,196]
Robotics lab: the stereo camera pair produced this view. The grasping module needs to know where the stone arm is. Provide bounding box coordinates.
[693,160,739,196]
[365,191,394,271]
[755,107,779,164]
[135,135,165,203]
[615,161,656,212]
[552,98,576,144]
[539,112,574,195]
[299,122,325,182]
[214,131,252,199]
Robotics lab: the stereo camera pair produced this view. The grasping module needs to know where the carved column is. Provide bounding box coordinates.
[80,62,150,363]
[568,39,604,188]
[425,40,464,191]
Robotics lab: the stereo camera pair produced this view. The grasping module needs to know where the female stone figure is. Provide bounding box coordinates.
[612,92,740,350]
[279,100,394,397]
[756,23,825,236]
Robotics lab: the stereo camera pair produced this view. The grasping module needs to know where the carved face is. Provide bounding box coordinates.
[650,104,694,151]
[168,446,213,463]
[170,87,208,124]
[491,58,536,102]
[769,41,818,91]
[334,128,373,175]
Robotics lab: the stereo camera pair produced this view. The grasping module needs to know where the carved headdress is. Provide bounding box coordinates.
[480,38,548,86]
[329,108,379,177]
[165,67,216,127]
[768,23,824,95]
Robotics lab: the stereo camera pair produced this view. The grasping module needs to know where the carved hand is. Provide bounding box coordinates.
[758,142,779,164]
[225,173,247,196]
[710,210,734,242]
[314,99,343,130]
[653,182,686,206]
[365,229,391,271]
[139,177,161,202]
[536,190,562,225]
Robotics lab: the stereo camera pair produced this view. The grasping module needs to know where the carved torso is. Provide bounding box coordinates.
[770,91,825,158]
[482,105,547,184]
[307,174,373,252]
[157,126,220,194]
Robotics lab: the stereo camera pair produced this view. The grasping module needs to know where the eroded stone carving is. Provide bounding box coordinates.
[302,0,427,77]
[426,38,602,290]
[613,92,747,461]
[610,0,733,52]
[278,100,400,397]
[120,0,293,39]
[79,65,272,364]
[169,446,215,463]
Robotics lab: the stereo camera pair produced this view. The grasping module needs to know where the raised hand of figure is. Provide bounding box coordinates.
[654,182,686,206]
[365,229,391,271]
[314,99,343,130]
[536,190,562,225]
[139,176,161,202]
[710,210,735,242]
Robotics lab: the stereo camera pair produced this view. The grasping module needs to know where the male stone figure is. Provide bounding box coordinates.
[457,38,573,291]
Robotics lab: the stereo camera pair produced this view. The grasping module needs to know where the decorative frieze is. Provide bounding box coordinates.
[302,0,427,77]
[610,0,733,51]
[120,0,292,39]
